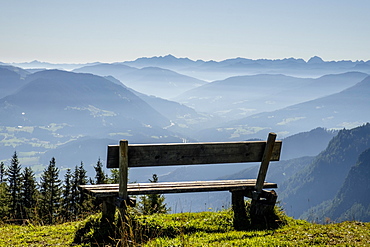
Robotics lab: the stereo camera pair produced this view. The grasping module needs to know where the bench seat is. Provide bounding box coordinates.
[80,179,277,197]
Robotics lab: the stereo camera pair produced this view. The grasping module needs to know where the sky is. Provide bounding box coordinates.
[1,0,370,63]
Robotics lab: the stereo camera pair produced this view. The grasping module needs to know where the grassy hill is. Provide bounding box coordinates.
[1,209,369,246]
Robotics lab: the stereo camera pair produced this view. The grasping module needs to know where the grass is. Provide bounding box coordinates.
[0,209,369,246]
[0,221,85,247]
[147,220,370,246]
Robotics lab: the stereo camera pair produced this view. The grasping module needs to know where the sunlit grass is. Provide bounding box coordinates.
[146,220,370,246]
[0,222,86,247]
[0,210,369,246]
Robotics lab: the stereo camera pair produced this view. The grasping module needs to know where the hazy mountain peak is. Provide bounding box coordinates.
[307,56,324,64]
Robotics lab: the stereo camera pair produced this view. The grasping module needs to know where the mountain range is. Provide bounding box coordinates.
[121,55,370,80]
[6,54,370,81]
[174,72,368,121]
[0,69,170,130]
[1,55,370,222]
[279,123,370,221]
[74,64,207,99]
[0,66,29,98]
[307,147,370,222]
[195,75,370,141]
[0,68,196,169]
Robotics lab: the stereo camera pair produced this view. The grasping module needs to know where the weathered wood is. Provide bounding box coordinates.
[118,140,129,223]
[79,179,277,197]
[107,140,282,168]
[102,198,116,224]
[250,190,278,226]
[119,140,129,201]
[254,133,277,196]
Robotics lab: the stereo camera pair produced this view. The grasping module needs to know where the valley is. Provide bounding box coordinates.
[1,55,369,222]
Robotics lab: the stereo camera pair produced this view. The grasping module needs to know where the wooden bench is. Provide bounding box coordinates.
[80,132,282,229]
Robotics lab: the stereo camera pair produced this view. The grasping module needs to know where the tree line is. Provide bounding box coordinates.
[0,152,169,225]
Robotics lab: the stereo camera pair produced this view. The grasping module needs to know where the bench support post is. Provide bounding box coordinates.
[118,140,129,224]
[251,133,278,224]
[250,190,278,227]
[231,191,248,230]
[254,132,276,194]
[102,198,116,224]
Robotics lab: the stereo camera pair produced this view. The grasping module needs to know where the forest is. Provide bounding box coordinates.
[0,152,168,225]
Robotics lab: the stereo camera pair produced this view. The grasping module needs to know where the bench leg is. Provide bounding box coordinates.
[102,199,116,224]
[231,191,248,230]
[250,190,278,227]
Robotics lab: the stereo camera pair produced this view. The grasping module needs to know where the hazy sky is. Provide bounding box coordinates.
[1,0,369,63]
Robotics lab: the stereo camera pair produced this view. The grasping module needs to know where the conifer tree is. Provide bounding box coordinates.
[0,161,5,183]
[91,158,107,212]
[71,162,91,219]
[77,162,89,215]
[39,157,62,224]
[108,168,119,184]
[7,152,22,220]
[94,158,106,184]
[136,174,170,215]
[20,167,38,220]
[0,180,10,220]
[61,168,73,222]
[0,161,9,219]
[70,165,79,218]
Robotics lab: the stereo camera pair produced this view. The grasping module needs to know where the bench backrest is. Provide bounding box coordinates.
[107,140,282,168]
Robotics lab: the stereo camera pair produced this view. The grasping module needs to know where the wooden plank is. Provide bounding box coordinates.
[255,133,277,194]
[79,179,277,197]
[107,140,282,168]
[80,179,265,190]
[119,140,128,200]
[119,140,129,220]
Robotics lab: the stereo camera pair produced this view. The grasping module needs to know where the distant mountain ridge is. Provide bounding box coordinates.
[120,55,370,81]
[0,65,29,98]
[196,75,370,141]
[4,54,370,81]
[301,147,370,223]
[280,123,370,219]
[0,70,193,151]
[281,127,338,160]
[175,72,368,121]
[74,63,207,99]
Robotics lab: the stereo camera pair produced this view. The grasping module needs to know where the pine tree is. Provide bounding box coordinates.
[39,157,62,224]
[6,152,22,220]
[136,174,170,215]
[61,168,73,222]
[20,167,38,220]
[0,181,10,220]
[77,162,90,216]
[91,158,107,212]
[108,168,119,184]
[0,162,5,183]
[0,161,9,220]
[70,165,79,218]
[70,162,91,219]
[94,158,106,184]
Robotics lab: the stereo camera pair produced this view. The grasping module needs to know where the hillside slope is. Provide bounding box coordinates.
[197,75,370,141]
[279,123,370,219]
[74,63,207,99]
[0,66,29,98]
[304,147,370,223]
[0,70,170,133]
